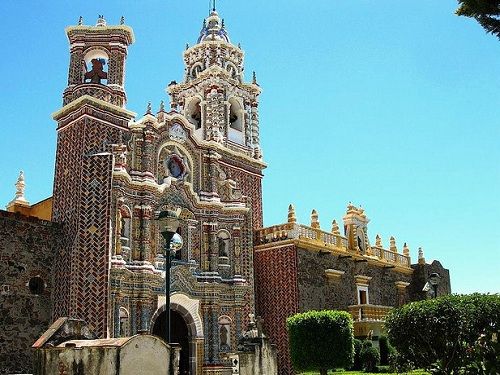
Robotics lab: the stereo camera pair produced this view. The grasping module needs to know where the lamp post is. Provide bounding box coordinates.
[157,209,183,345]
[428,272,441,299]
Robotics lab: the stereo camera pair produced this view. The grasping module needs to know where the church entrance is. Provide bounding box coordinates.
[152,310,190,374]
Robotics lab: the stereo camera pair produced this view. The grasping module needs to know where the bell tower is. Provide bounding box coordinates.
[51,16,135,337]
[168,9,265,227]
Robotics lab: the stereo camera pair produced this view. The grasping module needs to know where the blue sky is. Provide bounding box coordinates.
[0,1,498,294]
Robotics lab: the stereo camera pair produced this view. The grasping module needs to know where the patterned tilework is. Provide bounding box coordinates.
[221,164,263,229]
[52,116,124,337]
[254,244,299,375]
[70,152,114,336]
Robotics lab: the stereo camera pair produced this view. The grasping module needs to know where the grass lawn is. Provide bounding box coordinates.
[302,371,429,375]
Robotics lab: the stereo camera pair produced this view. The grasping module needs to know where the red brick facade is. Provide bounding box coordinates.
[52,117,126,337]
[254,244,299,375]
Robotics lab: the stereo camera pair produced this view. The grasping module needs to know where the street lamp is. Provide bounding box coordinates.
[157,209,183,345]
[428,272,441,299]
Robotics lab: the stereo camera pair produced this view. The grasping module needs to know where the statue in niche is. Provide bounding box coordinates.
[84,58,107,84]
[218,237,228,257]
[219,324,230,351]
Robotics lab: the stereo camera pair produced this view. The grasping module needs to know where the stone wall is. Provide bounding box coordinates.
[410,260,451,301]
[238,337,278,375]
[296,248,412,312]
[0,210,60,374]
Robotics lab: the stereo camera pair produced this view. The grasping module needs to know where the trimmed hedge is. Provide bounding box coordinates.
[287,310,354,375]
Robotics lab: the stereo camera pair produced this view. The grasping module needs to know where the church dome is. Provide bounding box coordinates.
[197,11,230,43]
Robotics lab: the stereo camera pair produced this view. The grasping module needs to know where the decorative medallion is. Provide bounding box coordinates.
[169,123,187,142]
[166,154,186,179]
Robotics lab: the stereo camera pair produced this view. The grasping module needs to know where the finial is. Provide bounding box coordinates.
[287,204,296,224]
[402,242,410,256]
[186,43,189,50]
[120,16,125,25]
[96,15,107,27]
[78,16,83,26]
[331,220,340,235]
[146,102,152,115]
[238,43,241,49]
[221,19,225,29]
[212,0,217,11]
[7,171,30,209]
[389,236,397,252]
[311,209,320,229]
[252,71,257,85]
[418,247,426,265]
[159,100,165,112]
[375,234,382,247]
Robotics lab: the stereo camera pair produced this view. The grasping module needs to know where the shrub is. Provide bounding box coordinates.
[378,335,391,365]
[351,338,363,370]
[287,310,354,375]
[361,345,380,372]
[385,293,500,374]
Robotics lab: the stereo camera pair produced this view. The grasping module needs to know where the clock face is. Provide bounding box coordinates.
[167,154,185,179]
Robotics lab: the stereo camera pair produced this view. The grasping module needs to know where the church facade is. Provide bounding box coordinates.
[0,10,450,375]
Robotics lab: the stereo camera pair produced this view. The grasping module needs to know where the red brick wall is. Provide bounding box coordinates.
[52,117,123,337]
[254,244,299,375]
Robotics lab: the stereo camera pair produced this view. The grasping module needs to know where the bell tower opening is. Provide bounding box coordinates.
[228,97,244,144]
[83,49,109,85]
[152,310,190,375]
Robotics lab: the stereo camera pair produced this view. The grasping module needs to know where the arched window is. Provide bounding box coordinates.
[190,64,203,80]
[83,48,109,84]
[186,97,202,130]
[228,98,245,145]
[119,307,129,337]
[226,62,239,80]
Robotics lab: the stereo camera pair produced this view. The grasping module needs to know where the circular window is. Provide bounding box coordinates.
[28,277,45,295]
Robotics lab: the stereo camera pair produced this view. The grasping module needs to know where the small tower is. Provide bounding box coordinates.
[310,209,320,229]
[167,10,265,228]
[6,171,30,210]
[168,10,262,157]
[331,219,340,235]
[418,247,426,265]
[343,203,370,253]
[287,204,296,224]
[389,236,398,252]
[51,16,135,337]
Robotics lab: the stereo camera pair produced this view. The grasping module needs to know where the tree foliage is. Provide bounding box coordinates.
[379,335,394,366]
[361,345,380,372]
[351,338,363,371]
[456,0,500,39]
[287,310,354,375]
[385,293,500,374]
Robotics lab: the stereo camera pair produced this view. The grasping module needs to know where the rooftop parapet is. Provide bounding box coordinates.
[255,205,413,272]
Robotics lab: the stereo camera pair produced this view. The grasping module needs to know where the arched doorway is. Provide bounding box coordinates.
[152,310,190,374]
[151,293,204,375]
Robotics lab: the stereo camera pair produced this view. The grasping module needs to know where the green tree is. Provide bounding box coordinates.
[385,294,500,374]
[286,310,354,375]
[361,345,380,372]
[456,0,500,39]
